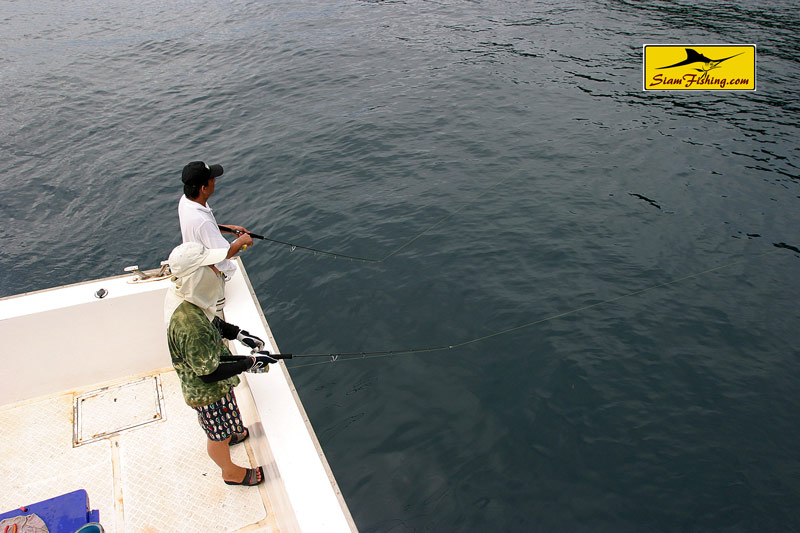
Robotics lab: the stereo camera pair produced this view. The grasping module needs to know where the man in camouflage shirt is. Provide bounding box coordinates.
[168,300,242,408]
[165,242,275,486]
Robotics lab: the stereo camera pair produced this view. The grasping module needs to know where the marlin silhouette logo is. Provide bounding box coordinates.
[658,48,743,79]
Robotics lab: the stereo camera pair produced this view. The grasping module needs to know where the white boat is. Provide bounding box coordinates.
[0,258,357,533]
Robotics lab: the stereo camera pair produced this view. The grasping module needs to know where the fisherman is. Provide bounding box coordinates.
[178,161,253,284]
[164,242,276,487]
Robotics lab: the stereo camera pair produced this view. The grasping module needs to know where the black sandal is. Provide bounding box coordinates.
[229,428,249,446]
[224,466,264,486]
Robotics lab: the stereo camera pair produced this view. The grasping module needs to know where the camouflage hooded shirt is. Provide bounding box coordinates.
[167,301,240,407]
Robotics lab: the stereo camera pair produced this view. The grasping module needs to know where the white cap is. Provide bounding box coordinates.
[167,242,228,278]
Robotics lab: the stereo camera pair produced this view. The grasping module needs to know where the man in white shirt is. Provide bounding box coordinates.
[178,161,253,282]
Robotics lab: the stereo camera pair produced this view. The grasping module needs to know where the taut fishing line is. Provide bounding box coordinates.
[220,174,513,263]
[270,249,778,370]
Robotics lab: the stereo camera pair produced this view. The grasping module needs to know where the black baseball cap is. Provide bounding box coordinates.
[181,161,224,185]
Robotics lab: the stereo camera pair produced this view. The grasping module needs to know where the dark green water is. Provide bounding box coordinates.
[3,0,799,530]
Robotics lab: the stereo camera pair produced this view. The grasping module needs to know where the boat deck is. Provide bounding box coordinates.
[0,259,356,532]
[0,369,277,532]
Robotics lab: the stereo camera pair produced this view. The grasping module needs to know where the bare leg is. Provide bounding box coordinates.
[207,436,249,482]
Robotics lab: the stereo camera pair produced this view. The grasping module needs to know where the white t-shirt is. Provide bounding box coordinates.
[178,195,237,278]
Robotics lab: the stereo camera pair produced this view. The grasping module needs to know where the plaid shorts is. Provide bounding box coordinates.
[193,388,245,441]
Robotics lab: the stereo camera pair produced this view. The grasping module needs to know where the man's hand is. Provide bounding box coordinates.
[237,330,265,353]
[257,353,278,364]
[221,225,250,235]
[245,354,278,373]
[227,232,254,258]
[237,233,254,249]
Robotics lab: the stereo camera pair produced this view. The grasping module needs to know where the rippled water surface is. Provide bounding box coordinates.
[2,0,799,530]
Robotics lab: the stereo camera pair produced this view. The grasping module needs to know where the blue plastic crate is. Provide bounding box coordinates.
[0,489,100,532]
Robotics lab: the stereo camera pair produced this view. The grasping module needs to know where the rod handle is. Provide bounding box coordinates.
[257,351,293,360]
[218,225,265,240]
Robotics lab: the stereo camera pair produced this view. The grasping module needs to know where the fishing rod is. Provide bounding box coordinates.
[217,174,514,263]
[219,225,378,262]
[254,344,452,363]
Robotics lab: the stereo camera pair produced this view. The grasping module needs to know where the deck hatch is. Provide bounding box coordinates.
[73,376,165,446]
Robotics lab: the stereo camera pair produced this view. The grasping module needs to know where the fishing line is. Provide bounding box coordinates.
[221,174,513,263]
[277,249,776,370]
[221,227,378,262]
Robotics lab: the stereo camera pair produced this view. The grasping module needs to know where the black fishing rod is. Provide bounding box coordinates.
[218,196,483,263]
[219,224,378,262]
[217,175,516,262]
[255,346,452,362]
[219,224,266,240]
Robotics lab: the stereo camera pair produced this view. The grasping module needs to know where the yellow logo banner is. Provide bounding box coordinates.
[643,44,756,91]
